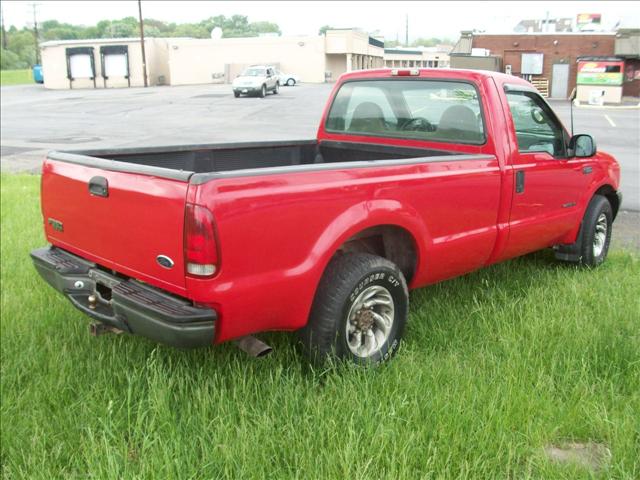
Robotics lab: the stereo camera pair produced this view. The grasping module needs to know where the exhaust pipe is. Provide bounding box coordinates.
[234,335,273,358]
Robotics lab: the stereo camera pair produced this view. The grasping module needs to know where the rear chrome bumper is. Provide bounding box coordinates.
[30,246,216,348]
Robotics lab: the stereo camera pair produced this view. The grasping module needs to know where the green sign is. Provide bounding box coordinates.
[577,72,624,85]
[577,61,624,86]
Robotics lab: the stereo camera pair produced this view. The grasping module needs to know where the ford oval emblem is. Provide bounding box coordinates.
[156,255,174,269]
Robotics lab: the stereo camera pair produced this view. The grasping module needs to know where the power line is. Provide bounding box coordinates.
[27,3,41,64]
[138,0,148,87]
[1,4,7,50]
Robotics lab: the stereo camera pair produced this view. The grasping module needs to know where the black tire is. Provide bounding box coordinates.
[233,91,240,98]
[300,252,409,366]
[259,84,266,98]
[286,78,295,86]
[273,82,279,94]
[577,195,613,267]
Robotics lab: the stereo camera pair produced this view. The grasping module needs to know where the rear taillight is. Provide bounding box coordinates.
[184,203,218,277]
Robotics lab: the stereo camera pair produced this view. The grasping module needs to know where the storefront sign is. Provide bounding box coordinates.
[577,60,624,85]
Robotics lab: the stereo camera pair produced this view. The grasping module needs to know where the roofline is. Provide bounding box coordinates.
[472,32,616,36]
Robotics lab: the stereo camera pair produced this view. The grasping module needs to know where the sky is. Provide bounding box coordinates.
[2,1,639,41]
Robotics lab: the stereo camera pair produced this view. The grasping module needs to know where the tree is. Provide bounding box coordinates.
[0,15,284,69]
[318,25,333,35]
[1,48,26,69]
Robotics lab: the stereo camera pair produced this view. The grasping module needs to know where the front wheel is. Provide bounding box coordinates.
[259,84,266,98]
[300,253,408,366]
[273,82,279,94]
[579,195,613,267]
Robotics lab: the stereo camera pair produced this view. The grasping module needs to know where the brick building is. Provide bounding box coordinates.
[468,32,616,98]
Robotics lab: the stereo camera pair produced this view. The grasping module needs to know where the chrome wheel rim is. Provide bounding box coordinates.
[345,285,394,358]
[593,213,608,257]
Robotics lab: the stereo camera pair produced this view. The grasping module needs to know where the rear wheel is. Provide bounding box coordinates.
[286,78,295,86]
[300,253,408,366]
[273,82,279,94]
[259,85,266,98]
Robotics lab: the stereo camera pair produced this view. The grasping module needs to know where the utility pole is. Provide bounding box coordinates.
[405,14,409,46]
[28,3,41,64]
[138,0,148,87]
[1,4,8,50]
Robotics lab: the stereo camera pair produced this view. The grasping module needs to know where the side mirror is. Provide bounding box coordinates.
[569,134,596,157]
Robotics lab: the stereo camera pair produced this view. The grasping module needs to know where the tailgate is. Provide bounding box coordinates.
[41,157,191,294]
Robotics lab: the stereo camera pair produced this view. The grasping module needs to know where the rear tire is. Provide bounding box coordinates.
[286,78,295,86]
[578,195,613,267]
[273,82,279,94]
[300,253,408,366]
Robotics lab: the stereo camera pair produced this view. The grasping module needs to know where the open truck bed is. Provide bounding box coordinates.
[48,139,464,183]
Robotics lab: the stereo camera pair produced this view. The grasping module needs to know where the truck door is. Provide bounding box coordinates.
[500,86,590,259]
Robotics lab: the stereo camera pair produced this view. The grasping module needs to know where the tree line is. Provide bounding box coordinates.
[1,15,281,70]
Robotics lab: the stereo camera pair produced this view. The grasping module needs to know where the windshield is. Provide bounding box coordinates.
[326,79,485,145]
[241,68,266,77]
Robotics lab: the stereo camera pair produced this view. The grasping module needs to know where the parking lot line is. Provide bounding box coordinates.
[604,114,616,127]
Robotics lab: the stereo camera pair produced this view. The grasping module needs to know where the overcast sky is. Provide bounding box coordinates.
[2,1,639,41]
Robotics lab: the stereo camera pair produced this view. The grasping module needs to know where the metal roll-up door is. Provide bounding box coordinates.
[65,47,96,89]
[100,45,130,88]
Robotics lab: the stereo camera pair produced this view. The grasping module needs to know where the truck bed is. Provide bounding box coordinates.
[47,140,463,181]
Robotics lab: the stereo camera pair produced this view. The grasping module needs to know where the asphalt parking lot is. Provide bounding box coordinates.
[1,81,638,219]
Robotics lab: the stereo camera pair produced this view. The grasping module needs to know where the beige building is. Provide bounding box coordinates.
[383,46,451,68]
[166,28,385,85]
[40,37,171,89]
[43,30,463,90]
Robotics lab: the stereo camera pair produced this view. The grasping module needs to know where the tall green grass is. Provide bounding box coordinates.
[0,69,34,86]
[1,174,639,478]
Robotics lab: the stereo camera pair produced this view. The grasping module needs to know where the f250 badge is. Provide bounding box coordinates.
[47,218,63,232]
[156,255,175,269]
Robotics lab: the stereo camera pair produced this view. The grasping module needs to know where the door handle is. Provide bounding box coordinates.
[515,170,525,194]
[582,166,593,174]
[88,176,109,197]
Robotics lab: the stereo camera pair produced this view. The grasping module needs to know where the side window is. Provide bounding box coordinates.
[505,91,566,157]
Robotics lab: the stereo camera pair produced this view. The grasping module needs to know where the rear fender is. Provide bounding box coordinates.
[308,199,430,290]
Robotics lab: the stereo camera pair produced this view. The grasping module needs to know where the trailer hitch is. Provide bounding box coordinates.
[89,322,124,336]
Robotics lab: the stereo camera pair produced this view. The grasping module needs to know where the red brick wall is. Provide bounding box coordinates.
[472,34,616,97]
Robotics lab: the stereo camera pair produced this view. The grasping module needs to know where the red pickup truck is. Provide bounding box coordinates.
[32,68,621,365]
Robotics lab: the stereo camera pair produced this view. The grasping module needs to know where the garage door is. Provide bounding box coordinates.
[69,54,93,78]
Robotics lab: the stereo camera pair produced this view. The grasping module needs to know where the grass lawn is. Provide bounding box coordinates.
[1,173,638,478]
[0,69,34,86]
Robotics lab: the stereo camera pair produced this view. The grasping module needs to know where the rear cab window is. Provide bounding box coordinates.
[326,79,486,145]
